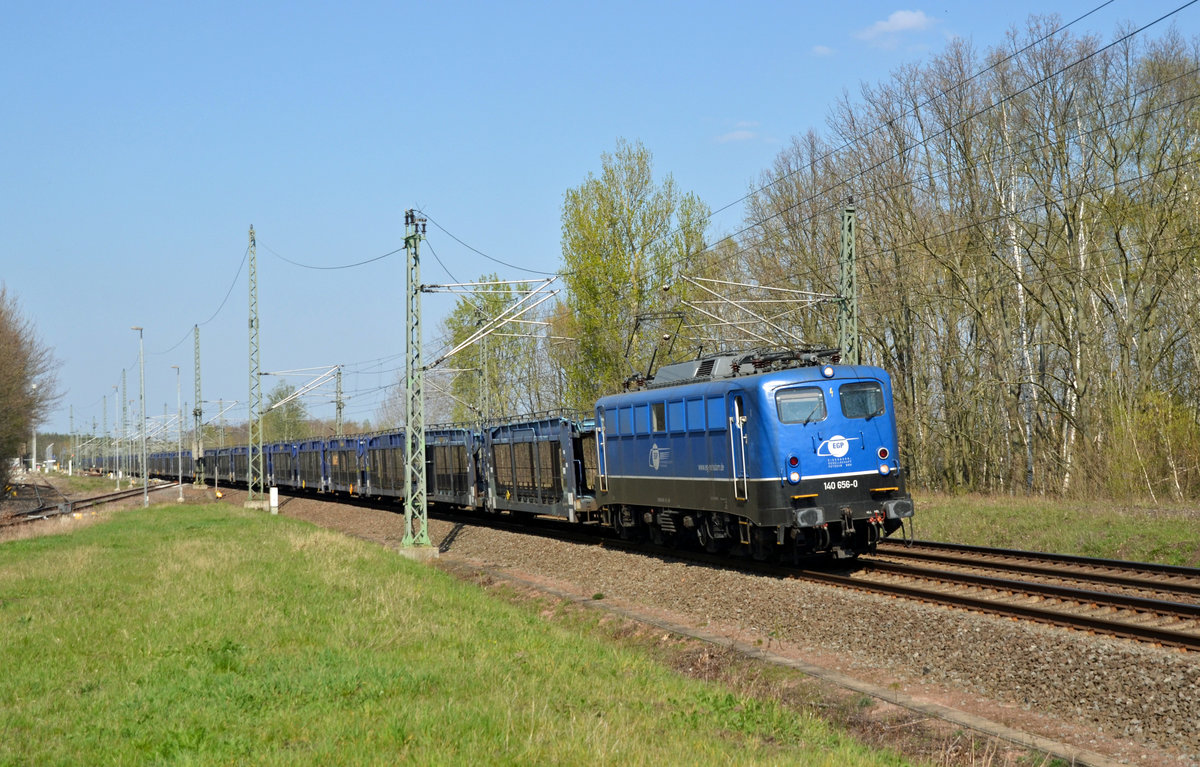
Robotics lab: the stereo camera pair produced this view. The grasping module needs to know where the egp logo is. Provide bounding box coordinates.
[816,435,854,458]
[649,443,672,470]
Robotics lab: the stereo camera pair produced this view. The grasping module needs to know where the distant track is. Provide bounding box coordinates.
[1,483,179,528]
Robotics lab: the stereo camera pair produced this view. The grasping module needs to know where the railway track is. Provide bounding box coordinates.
[419,505,1200,651]
[874,538,1200,601]
[0,483,179,527]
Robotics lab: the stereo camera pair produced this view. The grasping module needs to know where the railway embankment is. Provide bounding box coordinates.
[271,491,1200,766]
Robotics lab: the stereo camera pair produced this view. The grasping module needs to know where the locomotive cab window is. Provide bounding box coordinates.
[776,387,826,424]
[839,381,885,419]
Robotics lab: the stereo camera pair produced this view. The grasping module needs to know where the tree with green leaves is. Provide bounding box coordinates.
[559,138,709,409]
[262,381,309,443]
[435,274,544,423]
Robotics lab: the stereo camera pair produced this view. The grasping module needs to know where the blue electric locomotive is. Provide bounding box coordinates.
[595,350,913,559]
[138,347,912,561]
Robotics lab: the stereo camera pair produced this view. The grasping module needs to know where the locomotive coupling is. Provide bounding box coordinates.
[882,498,914,519]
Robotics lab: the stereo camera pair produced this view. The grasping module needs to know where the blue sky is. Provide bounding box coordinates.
[3,0,1194,439]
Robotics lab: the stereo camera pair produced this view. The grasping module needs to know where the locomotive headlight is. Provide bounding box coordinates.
[788,470,801,484]
[878,464,891,475]
[821,365,835,378]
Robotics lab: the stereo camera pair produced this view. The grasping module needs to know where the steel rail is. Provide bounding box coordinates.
[524,517,1200,650]
[861,558,1200,622]
[785,566,1200,651]
[4,484,182,525]
[418,508,1200,650]
[873,543,1200,598]
[879,538,1200,578]
[415,507,1200,649]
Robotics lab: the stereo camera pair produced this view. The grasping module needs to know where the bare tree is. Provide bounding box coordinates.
[0,285,60,489]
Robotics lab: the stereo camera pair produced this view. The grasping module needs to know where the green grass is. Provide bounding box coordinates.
[0,506,915,766]
[912,492,1200,566]
[45,472,125,495]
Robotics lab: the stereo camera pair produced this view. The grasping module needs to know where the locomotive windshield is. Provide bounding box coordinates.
[839,381,885,419]
[776,387,826,424]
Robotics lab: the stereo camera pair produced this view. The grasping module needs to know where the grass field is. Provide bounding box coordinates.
[0,505,916,766]
[912,492,1200,566]
[40,472,127,495]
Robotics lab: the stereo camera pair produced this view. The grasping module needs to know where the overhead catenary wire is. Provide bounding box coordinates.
[668,45,1200,305]
[553,0,1132,292]
[724,142,1200,301]
[91,4,1199,431]
[419,210,558,277]
[670,0,1125,246]
[423,238,462,286]
[595,0,1200,304]
[261,241,405,270]
[743,69,1200,253]
[680,151,1200,350]
[149,246,249,356]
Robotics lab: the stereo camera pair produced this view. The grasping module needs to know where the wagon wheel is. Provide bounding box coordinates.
[698,517,727,554]
[749,527,774,562]
[614,511,636,540]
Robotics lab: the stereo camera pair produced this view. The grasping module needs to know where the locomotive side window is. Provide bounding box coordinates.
[634,404,650,434]
[618,407,633,436]
[776,387,827,424]
[651,402,666,433]
[839,381,886,419]
[603,408,617,434]
[706,397,726,432]
[667,400,685,433]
